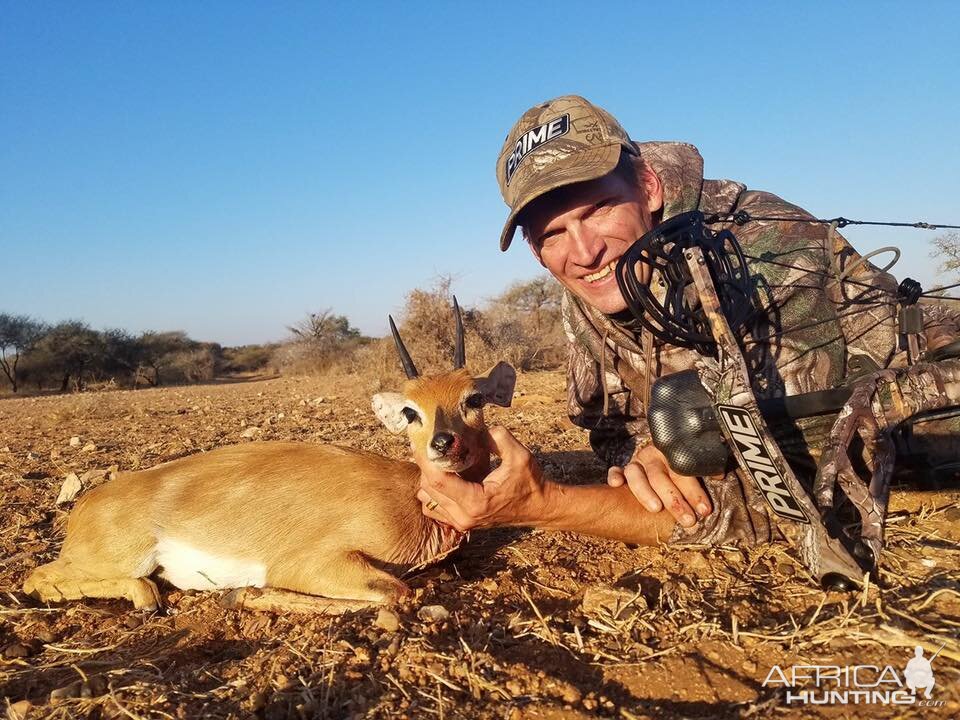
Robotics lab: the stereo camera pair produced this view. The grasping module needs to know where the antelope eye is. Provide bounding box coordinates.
[401,407,420,424]
[465,393,484,409]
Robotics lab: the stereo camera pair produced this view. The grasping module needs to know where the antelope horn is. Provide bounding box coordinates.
[453,296,465,369]
[388,315,419,379]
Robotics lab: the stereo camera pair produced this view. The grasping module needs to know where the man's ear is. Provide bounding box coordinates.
[641,165,664,214]
[371,393,409,433]
[475,361,517,407]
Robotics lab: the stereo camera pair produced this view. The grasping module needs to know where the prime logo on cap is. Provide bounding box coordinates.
[504,114,570,185]
[496,95,636,251]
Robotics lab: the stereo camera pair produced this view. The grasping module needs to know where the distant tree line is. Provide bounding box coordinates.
[0,315,277,394]
[1,275,568,395]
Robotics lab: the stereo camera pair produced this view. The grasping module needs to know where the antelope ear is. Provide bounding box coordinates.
[476,361,516,407]
[372,393,409,433]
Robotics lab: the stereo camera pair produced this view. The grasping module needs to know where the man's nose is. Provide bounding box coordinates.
[566,220,605,266]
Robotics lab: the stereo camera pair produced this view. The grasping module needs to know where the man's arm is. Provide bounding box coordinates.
[539,481,677,545]
[417,425,677,545]
[564,311,710,527]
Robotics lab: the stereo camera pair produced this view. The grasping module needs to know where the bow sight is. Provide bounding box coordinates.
[614,211,755,355]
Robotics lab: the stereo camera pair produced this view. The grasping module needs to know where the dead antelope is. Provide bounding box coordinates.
[23,300,515,614]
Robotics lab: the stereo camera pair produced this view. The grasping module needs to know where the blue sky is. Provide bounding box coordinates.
[3,2,959,345]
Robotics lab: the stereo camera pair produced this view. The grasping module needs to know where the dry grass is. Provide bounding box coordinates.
[1,372,958,719]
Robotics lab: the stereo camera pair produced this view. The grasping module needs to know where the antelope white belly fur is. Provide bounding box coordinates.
[154,536,267,590]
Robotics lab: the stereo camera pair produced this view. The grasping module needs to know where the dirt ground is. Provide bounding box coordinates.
[1,371,958,719]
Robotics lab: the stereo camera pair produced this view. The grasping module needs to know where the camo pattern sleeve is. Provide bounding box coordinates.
[562,292,650,467]
[921,301,960,354]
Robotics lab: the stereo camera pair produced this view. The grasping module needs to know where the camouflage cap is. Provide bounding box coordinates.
[496,95,637,251]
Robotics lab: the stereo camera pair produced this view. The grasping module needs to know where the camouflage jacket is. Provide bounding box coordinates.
[562,141,959,545]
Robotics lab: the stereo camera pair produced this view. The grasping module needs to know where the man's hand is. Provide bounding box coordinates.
[606,443,712,528]
[417,425,549,532]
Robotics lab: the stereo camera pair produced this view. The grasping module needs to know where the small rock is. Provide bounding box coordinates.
[274,674,293,690]
[55,473,82,505]
[80,468,107,483]
[505,680,523,697]
[385,636,401,657]
[944,506,960,522]
[313,397,325,404]
[417,604,450,622]
[50,681,82,702]
[777,563,796,577]
[240,426,261,438]
[123,614,145,629]
[68,436,81,447]
[742,659,758,673]
[480,578,498,593]
[375,608,401,633]
[80,442,97,453]
[684,551,712,574]
[6,700,31,719]
[2,642,32,659]
[581,585,646,619]
[36,628,58,644]
[559,683,582,704]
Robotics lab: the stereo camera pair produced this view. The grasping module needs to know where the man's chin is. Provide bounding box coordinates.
[570,284,628,315]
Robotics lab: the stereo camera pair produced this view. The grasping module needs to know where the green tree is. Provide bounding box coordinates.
[102,328,144,379]
[35,321,105,391]
[931,231,960,281]
[288,310,361,352]
[136,331,192,386]
[0,314,45,392]
[494,275,562,333]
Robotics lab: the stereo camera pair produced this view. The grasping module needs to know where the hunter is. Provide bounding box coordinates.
[417,95,959,556]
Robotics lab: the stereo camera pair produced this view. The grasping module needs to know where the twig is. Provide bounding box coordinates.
[914,587,960,611]
[519,585,557,646]
[44,642,119,654]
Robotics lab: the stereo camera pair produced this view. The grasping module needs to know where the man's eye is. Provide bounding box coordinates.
[537,231,563,249]
[465,393,484,409]
[401,407,420,423]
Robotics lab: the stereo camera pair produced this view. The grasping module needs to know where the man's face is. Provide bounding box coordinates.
[522,169,662,314]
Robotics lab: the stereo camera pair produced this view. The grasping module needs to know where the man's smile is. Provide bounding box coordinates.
[582,259,619,284]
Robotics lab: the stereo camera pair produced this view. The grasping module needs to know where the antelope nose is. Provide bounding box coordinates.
[430,432,455,455]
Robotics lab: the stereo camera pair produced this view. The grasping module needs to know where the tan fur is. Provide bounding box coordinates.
[404,370,488,470]
[23,366,513,613]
